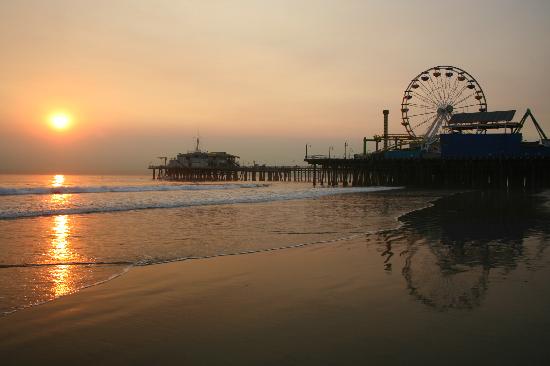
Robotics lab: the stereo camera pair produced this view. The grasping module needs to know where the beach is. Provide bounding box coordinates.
[2,185,550,365]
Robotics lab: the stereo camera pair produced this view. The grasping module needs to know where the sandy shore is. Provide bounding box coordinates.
[1,233,549,365]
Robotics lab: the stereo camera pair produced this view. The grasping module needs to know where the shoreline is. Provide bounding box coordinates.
[1,188,449,318]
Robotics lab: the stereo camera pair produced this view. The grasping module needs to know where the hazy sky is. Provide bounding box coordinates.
[1,0,549,173]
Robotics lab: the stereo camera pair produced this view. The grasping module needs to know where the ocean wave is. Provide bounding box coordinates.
[0,186,402,219]
[0,183,268,196]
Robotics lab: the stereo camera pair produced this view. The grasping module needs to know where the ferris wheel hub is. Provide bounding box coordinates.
[437,105,453,116]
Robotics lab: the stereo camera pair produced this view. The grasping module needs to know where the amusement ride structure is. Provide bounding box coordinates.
[364,65,548,155]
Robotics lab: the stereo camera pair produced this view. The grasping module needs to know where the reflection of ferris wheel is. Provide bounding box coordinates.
[401,66,488,142]
[401,244,490,310]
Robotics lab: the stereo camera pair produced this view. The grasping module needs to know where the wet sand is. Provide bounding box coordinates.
[2,234,550,365]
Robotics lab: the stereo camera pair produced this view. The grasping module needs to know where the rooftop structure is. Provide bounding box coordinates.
[166,138,240,168]
[448,110,518,131]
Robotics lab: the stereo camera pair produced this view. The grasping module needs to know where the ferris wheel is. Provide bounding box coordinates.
[401,66,487,143]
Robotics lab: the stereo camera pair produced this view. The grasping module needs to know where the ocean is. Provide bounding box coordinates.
[0,174,408,314]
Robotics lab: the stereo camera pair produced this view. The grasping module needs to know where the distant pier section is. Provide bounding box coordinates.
[149,138,314,182]
[149,164,314,182]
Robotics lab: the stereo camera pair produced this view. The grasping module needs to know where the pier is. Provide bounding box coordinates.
[152,156,550,190]
[149,165,315,183]
[149,66,550,191]
[304,156,550,189]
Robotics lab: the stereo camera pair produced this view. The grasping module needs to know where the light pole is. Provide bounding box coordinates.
[328,146,334,159]
[305,144,311,159]
[344,141,348,160]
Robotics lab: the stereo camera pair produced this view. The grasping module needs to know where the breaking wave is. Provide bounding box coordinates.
[0,186,401,219]
[0,183,267,196]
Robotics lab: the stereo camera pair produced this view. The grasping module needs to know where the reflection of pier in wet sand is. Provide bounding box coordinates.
[374,191,550,310]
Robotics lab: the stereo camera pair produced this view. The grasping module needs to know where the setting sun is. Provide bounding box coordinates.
[49,113,71,130]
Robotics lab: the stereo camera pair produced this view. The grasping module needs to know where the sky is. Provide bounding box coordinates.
[1,0,549,173]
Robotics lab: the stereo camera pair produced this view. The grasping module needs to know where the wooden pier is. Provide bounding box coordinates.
[149,165,315,183]
[304,156,550,190]
[149,156,550,190]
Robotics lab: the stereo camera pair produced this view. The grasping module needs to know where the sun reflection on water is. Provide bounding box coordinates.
[51,174,65,188]
[50,193,71,205]
[48,215,80,297]
[49,174,72,208]
[51,215,71,261]
[45,176,81,297]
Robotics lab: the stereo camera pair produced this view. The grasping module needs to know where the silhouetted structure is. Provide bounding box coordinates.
[305,66,550,190]
[150,138,314,182]
[149,164,314,182]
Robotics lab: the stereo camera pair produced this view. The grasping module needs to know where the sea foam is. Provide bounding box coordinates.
[0,183,266,196]
[0,186,401,219]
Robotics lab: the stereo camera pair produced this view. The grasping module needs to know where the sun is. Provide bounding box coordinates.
[49,113,71,130]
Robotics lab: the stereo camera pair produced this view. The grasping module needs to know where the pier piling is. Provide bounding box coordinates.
[303,156,550,190]
[148,165,314,184]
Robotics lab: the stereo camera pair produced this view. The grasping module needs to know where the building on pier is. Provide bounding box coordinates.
[167,138,240,168]
[149,137,316,182]
[168,151,240,168]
